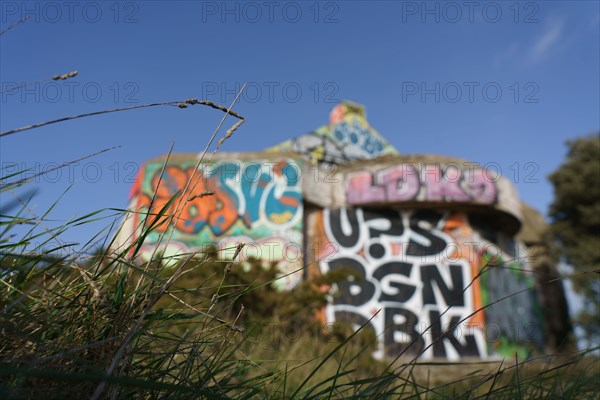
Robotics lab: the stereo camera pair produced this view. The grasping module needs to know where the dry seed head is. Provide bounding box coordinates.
[232,243,245,260]
[188,191,214,201]
[52,70,79,81]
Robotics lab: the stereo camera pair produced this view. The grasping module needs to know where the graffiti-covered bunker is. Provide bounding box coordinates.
[114,102,570,360]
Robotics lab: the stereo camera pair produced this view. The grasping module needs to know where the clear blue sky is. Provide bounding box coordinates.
[1,1,599,253]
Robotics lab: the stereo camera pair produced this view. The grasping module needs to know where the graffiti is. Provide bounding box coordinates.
[124,159,304,288]
[316,207,543,359]
[139,165,236,235]
[482,255,545,357]
[267,101,398,163]
[332,119,388,159]
[272,132,350,164]
[137,160,302,239]
[346,164,498,205]
[318,207,486,359]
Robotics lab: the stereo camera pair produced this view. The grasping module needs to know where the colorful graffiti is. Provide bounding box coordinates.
[346,164,498,205]
[128,158,304,288]
[312,207,543,359]
[267,102,398,163]
[271,132,347,164]
[331,118,388,160]
[136,159,302,239]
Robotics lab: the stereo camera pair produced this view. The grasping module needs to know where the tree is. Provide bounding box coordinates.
[548,133,600,347]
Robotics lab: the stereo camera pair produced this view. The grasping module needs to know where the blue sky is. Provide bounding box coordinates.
[1,0,599,252]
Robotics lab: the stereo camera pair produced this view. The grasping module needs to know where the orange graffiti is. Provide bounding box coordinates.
[139,166,238,236]
[443,213,484,328]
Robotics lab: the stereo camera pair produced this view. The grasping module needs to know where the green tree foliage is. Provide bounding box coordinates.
[548,133,600,346]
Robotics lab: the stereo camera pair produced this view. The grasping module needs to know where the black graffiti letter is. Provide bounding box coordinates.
[384,307,425,357]
[327,208,361,248]
[406,211,447,257]
[327,257,375,306]
[429,310,481,358]
[372,262,416,303]
[362,209,404,238]
[421,264,465,306]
